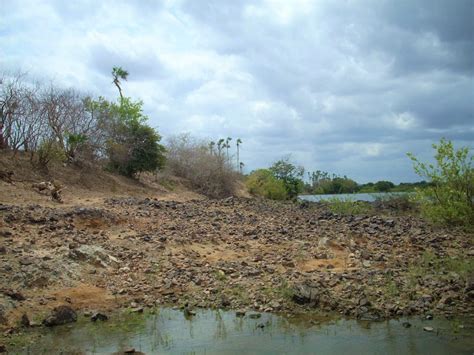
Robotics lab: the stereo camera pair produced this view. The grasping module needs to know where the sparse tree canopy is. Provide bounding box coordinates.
[112,66,129,100]
[408,138,473,229]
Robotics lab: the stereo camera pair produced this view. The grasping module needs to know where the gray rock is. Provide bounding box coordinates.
[43,305,77,326]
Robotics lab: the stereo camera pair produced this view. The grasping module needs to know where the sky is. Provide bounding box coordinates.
[1,0,473,183]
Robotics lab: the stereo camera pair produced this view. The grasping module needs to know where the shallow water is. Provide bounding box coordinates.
[299,192,408,203]
[12,308,474,354]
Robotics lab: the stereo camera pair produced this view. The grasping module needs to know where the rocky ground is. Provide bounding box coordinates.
[0,195,473,339]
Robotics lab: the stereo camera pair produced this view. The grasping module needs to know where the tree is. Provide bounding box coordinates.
[374,180,395,192]
[407,138,473,228]
[112,66,129,100]
[217,138,225,156]
[225,137,232,160]
[236,138,242,171]
[270,157,305,199]
[246,169,287,200]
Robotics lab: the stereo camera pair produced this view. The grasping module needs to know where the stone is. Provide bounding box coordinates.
[248,313,261,319]
[236,310,246,317]
[423,326,434,332]
[402,322,411,328]
[43,305,77,327]
[292,284,320,305]
[20,313,30,327]
[91,312,108,322]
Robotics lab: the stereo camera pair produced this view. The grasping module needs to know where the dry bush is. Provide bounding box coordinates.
[165,134,239,198]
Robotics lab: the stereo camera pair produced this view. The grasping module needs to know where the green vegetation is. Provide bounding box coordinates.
[0,68,166,178]
[326,197,373,215]
[269,157,305,199]
[408,250,474,283]
[408,138,473,229]
[246,157,305,200]
[245,169,288,200]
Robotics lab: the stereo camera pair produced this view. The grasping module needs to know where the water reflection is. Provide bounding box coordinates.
[14,308,474,354]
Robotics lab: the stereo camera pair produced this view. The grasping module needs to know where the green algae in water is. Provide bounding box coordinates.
[7,309,474,354]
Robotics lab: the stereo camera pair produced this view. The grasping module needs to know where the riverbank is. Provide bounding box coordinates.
[1,195,473,342]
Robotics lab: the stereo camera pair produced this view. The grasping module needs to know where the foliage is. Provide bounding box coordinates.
[269,157,305,199]
[307,170,358,194]
[165,133,239,198]
[35,138,66,170]
[245,169,288,200]
[64,132,88,161]
[103,97,166,177]
[407,138,473,228]
[326,197,373,215]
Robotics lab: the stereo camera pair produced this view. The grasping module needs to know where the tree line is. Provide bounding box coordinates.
[0,68,165,177]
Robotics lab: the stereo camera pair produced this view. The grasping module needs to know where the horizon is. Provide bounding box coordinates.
[1,0,473,183]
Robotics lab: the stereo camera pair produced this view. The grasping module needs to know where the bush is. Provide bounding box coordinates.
[269,158,305,199]
[326,197,372,215]
[408,138,473,229]
[245,169,288,200]
[103,97,166,177]
[165,134,238,198]
[35,139,66,170]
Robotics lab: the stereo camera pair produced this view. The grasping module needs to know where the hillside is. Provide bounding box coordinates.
[0,153,472,350]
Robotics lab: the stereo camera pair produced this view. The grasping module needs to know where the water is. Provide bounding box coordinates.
[299,192,408,203]
[12,308,474,354]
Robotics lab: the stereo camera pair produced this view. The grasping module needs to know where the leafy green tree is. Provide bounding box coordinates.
[104,97,166,177]
[246,169,287,200]
[374,180,395,192]
[407,138,473,228]
[270,157,305,199]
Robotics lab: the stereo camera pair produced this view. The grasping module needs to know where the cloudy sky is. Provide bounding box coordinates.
[1,0,473,182]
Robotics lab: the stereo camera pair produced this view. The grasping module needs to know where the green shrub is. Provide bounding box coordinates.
[246,169,288,200]
[326,197,372,215]
[408,138,473,229]
[35,139,66,170]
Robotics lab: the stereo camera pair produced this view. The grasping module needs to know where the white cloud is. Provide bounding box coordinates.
[1,0,472,182]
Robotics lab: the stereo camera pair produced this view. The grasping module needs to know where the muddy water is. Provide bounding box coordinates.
[13,309,474,354]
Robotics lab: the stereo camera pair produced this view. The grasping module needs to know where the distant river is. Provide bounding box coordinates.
[299,192,409,203]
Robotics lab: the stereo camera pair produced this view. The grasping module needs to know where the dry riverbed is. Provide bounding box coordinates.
[0,196,473,342]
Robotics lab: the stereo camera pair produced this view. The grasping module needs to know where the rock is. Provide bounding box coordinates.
[21,313,30,327]
[425,314,433,320]
[0,305,7,325]
[2,289,25,301]
[362,260,372,268]
[236,310,246,317]
[43,305,77,326]
[68,245,119,268]
[248,313,261,319]
[423,326,434,332]
[0,344,6,353]
[91,312,108,322]
[131,307,144,314]
[292,284,320,305]
[359,298,370,307]
[402,322,411,328]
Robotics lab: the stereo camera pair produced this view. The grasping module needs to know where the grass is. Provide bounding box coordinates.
[326,197,373,215]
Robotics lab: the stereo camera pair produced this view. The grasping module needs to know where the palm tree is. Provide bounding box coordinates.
[112,66,129,100]
[225,137,232,160]
[236,138,242,170]
[209,141,215,155]
[217,138,225,156]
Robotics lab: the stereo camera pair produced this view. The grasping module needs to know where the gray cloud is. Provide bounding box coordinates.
[1,0,472,183]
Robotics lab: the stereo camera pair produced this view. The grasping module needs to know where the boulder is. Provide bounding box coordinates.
[43,305,77,326]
